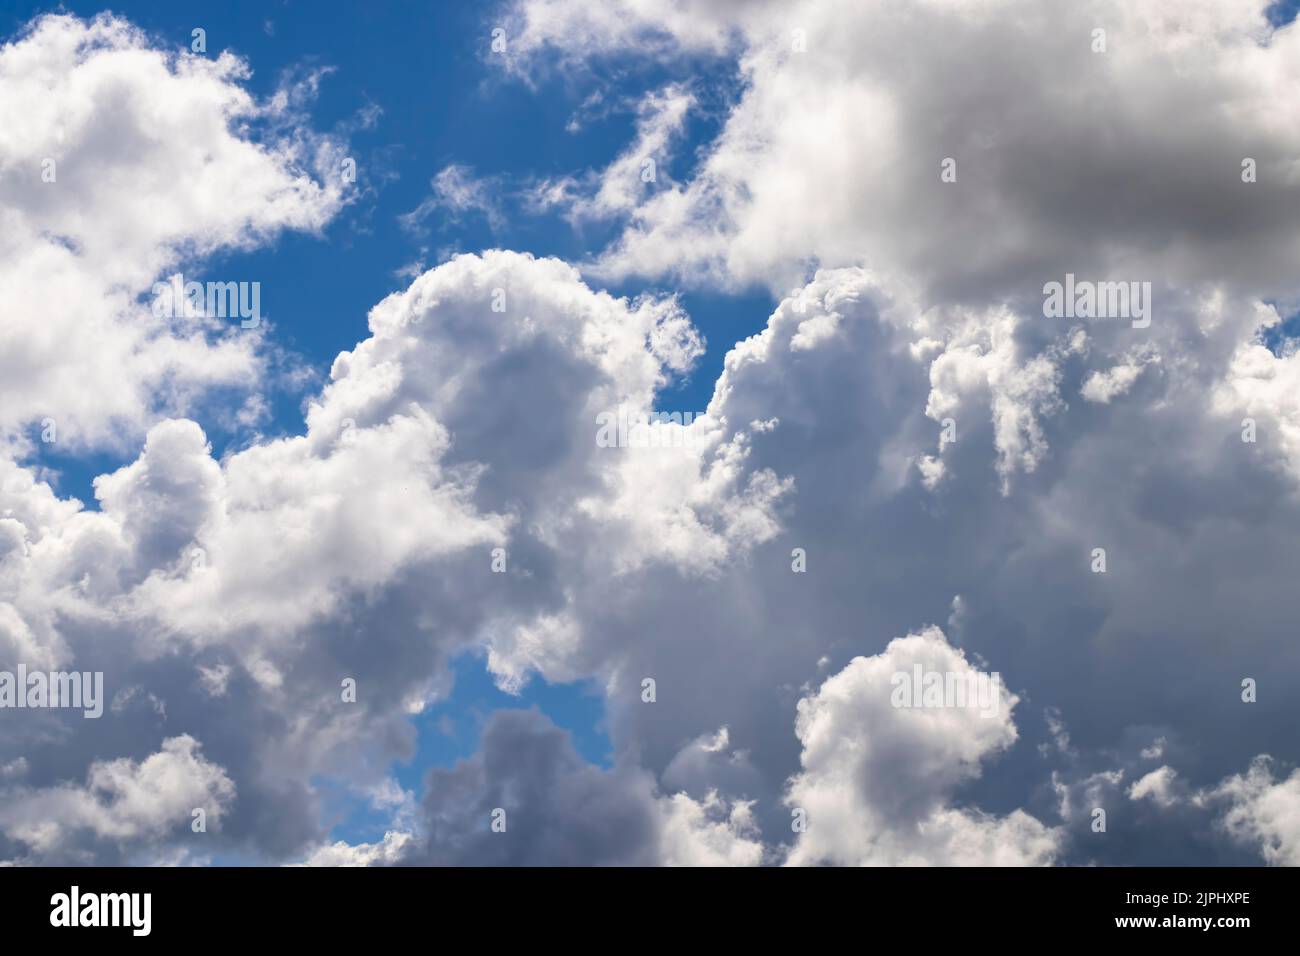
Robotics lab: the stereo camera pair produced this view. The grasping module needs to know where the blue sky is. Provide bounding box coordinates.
[1269,0,1300,27]
[2,0,766,851]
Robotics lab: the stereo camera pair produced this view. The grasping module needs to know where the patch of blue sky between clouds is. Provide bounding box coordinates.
[1267,0,1300,28]
[1262,308,1300,356]
[327,656,609,849]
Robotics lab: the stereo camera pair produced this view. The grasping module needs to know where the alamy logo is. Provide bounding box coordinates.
[595,405,701,448]
[50,886,151,936]
[0,666,103,718]
[890,665,1002,718]
[1042,273,1151,328]
[151,273,261,328]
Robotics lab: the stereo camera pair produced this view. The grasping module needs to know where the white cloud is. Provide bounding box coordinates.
[1081,348,1160,404]
[784,625,1059,866]
[1211,756,1300,866]
[0,735,234,861]
[508,0,1300,307]
[298,829,413,867]
[658,790,763,866]
[537,84,696,223]
[401,164,505,233]
[1128,766,1181,808]
[1214,336,1300,480]
[0,246,792,860]
[499,0,764,70]
[924,309,1083,491]
[0,14,346,452]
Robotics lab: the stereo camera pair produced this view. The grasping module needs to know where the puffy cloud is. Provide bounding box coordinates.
[783,626,1060,866]
[0,13,346,451]
[507,0,1300,310]
[3,243,1294,866]
[416,260,1298,867]
[923,309,1084,491]
[0,247,783,864]
[1210,756,1300,866]
[1128,765,1182,808]
[299,830,414,867]
[658,790,763,866]
[1214,337,1300,479]
[0,735,234,864]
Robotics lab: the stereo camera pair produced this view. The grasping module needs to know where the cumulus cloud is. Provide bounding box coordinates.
[0,735,234,864]
[0,13,347,452]
[783,626,1060,866]
[1210,756,1300,866]
[1214,335,1300,479]
[299,829,414,867]
[507,0,1300,304]
[4,242,1296,866]
[0,246,783,864]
